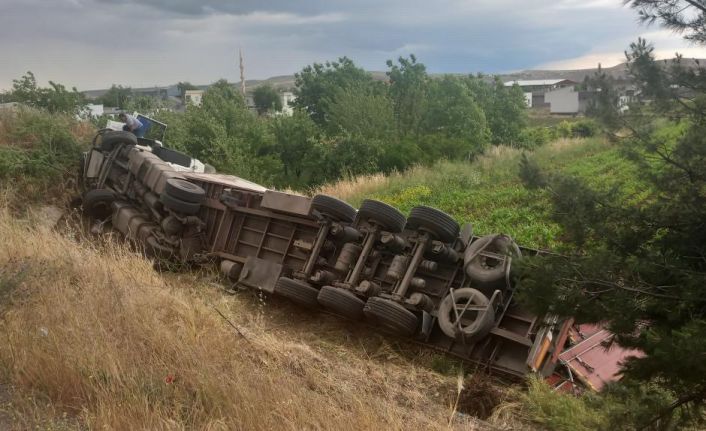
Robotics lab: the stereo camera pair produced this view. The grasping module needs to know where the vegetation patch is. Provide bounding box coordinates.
[318,137,635,249]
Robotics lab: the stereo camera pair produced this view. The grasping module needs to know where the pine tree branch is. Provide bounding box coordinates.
[683,0,706,14]
[558,277,684,300]
[639,389,706,430]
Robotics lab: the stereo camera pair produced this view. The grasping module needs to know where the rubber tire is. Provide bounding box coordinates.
[317,285,366,320]
[363,297,418,337]
[96,131,137,152]
[311,195,357,223]
[437,288,495,340]
[274,277,320,308]
[160,193,201,215]
[357,200,406,233]
[164,179,206,204]
[464,234,521,287]
[82,189,115,219]
[407,206,460,244]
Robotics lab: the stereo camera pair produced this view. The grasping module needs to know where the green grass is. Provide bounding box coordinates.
[517,376,607,431]
[325,137,638,250]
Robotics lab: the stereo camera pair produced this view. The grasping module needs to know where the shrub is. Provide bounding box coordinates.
[519,376,607,430]
[0,107,91,202]
[570,119,599,138]
[557,119,600,139]
[516,127,554,149]
[518,153,548,189]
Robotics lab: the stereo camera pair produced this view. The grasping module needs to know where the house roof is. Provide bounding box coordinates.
[504,79,573,87]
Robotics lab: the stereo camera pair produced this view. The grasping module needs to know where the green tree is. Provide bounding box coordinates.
[271,111,324,186]
[41,81,86,114]
[157,79,282,186]
[324,81,395,140]
[628,0,706,43]
[486,78,527,146]
[422,75,489,157]
[177,81,198,97]
[293,57,372,126]
[517,2,706,426]
[253,84,283,115]
[10,71,41,106]
[124,95,165,116]
[386,54,429,138]
[9,71,85,114]
[327,133,384,178]
[98,85,133,108]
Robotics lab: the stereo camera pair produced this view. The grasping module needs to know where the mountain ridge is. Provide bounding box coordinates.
[82,58,705,98]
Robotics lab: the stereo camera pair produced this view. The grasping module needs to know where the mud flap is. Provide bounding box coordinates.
[237,256,283,294]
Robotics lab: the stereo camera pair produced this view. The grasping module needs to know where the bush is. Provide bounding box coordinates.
[516,127,554,149]
[570,119,599,137]
[518,153,548,189]
[0,107,92,202]
[556,119,600,139]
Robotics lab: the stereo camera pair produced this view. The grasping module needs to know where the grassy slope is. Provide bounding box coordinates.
[0,131,638,429]
[0,209,523,430]
[317,137,637,250]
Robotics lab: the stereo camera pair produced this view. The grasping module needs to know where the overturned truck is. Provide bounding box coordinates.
[79,128,632,387]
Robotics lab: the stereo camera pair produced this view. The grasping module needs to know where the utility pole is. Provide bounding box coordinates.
[239,48,245,96]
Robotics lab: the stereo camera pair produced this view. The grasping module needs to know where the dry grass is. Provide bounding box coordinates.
[0,209,520,430]
[315,171,392,203]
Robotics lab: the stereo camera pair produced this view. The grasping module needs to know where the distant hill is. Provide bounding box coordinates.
[82,58,704,98]
[499,58,695,83]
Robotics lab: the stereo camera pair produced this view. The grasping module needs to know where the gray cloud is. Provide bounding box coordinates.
[94,0,350,15]
[1,0,703,91]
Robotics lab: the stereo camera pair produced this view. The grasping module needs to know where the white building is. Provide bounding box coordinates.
[504,79,576,108]
[544,86,595,114]
[280,91,296,116]
[184,89,204,106]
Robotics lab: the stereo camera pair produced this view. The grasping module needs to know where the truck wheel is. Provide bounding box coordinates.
[317,285,365,320]
[406,206,460,244]
[164,179,206,204]
[357,200,406,233]
[464,235,521,287]
[311,195,357,223]
[96,131,137,152]
[437,288,494,341]
[363,297,418,337]
[275,277,320,308]
[82,189,115,219]
[160,193,201,215]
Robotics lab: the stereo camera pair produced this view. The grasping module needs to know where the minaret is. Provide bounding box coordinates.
[239,48,246,96]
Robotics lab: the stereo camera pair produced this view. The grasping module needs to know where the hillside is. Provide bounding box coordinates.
[0,122,635,429]
[2,209,518,430]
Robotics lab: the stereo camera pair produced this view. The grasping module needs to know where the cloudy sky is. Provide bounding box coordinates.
[1,0,705,91]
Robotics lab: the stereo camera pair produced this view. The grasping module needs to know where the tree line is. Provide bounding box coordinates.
[1,55,542,190]
[157,55,533,189]
[517,1,706,428]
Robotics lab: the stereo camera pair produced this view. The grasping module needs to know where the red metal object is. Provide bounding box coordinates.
[557,323,642,391]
